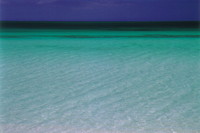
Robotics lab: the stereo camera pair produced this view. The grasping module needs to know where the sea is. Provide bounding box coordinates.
[0,22,200,133]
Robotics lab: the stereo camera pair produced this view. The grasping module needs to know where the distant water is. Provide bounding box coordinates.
[0,26,200,133]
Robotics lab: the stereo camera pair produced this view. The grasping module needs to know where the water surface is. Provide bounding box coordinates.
[0,26,200,133]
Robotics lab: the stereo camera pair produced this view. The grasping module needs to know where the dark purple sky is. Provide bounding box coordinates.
[0,0,199,21]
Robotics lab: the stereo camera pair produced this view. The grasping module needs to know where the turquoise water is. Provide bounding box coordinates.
[0,28,200,133]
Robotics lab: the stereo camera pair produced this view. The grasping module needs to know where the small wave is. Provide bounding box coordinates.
[1,35,200,38]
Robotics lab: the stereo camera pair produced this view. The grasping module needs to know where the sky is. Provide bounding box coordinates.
[0,0,199,21]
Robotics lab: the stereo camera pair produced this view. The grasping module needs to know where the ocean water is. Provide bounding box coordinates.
[0,27,200,133]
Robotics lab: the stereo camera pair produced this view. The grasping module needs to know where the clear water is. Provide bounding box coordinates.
[0,28,200,133]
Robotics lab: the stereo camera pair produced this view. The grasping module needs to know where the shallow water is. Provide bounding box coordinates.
[0,28,200,133]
